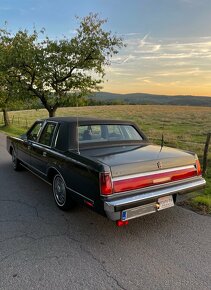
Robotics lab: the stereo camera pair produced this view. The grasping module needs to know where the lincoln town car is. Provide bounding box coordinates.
[7,117,206,226]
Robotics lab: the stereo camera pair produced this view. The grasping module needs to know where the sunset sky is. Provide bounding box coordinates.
[1,0,211,96]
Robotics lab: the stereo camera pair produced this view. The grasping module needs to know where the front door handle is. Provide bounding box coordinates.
[26,140,32,150]
[43,152,47,157]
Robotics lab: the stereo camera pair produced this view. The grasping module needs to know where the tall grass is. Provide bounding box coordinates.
[0,105,210,212]
[1,105,210,155]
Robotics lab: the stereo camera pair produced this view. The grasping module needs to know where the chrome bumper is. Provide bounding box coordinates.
[104,177,206,221]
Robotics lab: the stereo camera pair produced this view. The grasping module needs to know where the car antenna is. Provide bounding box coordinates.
[160,133,164,153]
[76,95,80,155]
[157,120,165,161]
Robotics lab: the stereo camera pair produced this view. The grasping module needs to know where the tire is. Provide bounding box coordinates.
[52,173,75,211]
[12,149,21,171]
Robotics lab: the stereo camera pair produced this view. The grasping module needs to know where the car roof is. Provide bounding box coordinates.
[45,116,135,125]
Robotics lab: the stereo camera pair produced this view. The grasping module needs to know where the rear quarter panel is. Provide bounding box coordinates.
[7,136,18,154]
[48,150,107,215]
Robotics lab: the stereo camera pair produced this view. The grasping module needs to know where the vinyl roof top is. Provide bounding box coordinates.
[45,116,134,124]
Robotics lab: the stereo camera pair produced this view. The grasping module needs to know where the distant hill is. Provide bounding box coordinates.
[88,92,211,107]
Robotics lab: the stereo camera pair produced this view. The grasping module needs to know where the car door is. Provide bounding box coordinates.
[29,122,58,177]
[18,121,44,166]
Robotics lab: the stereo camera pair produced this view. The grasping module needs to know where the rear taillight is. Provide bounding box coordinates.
[196,159,202,176]
[100,172,113,195]
[113,166,198,193]
[116,220,129,227]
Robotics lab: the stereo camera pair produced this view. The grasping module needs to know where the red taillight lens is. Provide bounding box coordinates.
[196,159,202,176]
[100,172,113,195]
[113,166,197,193]
[116,220,129,227]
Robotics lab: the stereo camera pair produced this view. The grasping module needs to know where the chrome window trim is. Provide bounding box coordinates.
[53,124,60,148]
[28,144,95,170]
[37,121,59,148]
[27,120,44,142]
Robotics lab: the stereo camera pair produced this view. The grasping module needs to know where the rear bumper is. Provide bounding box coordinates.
[104,177,206,221]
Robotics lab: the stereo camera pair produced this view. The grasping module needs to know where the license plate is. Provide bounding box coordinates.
[158,195,174,210]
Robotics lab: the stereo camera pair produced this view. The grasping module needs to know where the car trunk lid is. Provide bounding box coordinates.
[81,144,199,194]
[82,144,196,176]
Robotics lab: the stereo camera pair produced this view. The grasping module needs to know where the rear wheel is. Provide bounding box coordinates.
[12,149,21,171]
[52,173,75,210]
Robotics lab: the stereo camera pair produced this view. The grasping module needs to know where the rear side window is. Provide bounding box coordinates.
[123,125,142,140]
[79,124,142,143]
[39,122,57,147]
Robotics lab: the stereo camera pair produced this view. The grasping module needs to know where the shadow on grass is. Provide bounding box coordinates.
[0,125,26,136]
[177,186,211,216]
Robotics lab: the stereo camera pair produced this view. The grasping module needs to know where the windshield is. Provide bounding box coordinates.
[79,124,143,143]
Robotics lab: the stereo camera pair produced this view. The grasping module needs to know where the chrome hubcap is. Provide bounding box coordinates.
[53,175,66,206]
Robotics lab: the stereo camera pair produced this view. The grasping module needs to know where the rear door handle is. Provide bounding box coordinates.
[43,152,47,157]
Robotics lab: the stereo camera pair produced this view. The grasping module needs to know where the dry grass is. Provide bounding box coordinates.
[0,104,210,213]
[1,105,210,154]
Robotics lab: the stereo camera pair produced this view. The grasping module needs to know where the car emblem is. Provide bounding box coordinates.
[157,161,162,169]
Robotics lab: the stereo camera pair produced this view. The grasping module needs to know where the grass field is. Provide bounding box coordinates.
[0,105,210,213]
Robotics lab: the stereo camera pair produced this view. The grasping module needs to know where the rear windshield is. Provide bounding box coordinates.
[78,124,143,143]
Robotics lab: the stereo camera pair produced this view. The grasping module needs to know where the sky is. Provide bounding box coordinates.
[1,0,211,96]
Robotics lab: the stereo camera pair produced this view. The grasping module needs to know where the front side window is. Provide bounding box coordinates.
[27,122,43,142]
[79,124,143,143]
[39,122,57,146]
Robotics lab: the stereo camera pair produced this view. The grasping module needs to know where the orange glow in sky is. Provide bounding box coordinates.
[103,35,211,97]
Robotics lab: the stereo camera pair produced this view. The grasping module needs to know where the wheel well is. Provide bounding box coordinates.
[47,168,59,184]
[9,146,13,155]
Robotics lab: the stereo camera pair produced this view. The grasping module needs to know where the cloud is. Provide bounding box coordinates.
[179,0,192,3]
[68,30,77,35]
[0,6,13,11]
[122,55,136,63]
[139,33,150,48]
[0,6,31,15]
[111,54,137,64]
[106,67,133,77]
[151,44,161,52]
[105,33,211,95]
[141,53,193,60]
[156,68,202,77]
[136,77,152,82]
[178,0,198,5]
[132,38,211,60]
[123,32,142,36]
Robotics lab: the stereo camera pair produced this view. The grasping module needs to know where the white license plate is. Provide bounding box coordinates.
[158,195,174,210]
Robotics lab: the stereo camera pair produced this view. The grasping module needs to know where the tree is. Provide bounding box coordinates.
[2,13,124,117]
[0,71,28,126]
[0,28,34,126]
[0,28,15,126]
[0,30,10,126]
[0,80,11,127]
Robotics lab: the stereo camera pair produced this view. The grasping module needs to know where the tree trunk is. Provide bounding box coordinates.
[2,108,10,127]
[48,108,57,117]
